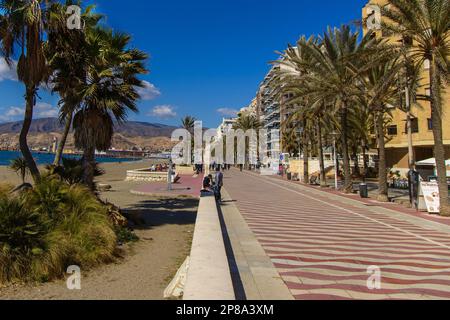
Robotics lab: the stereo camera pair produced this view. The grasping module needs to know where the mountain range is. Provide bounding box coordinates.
[0,118,179,152]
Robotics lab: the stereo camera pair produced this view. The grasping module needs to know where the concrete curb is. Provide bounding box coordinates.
[183,194,235,300]
[220,188,294,300]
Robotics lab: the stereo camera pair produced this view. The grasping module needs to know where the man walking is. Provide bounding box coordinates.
[215,167,224,203]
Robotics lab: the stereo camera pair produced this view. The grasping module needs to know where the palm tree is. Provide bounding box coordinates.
[382,0,450,214]
[9,158,30,184]
[45,1,102,166]
[0,0,51,182]
[73,28,148,189]
[361,55,403,202]
[282,125,300,157]
[233,114,261,168]
[181,116,196,163]
[272,36,319,184]
[283,26,380,193]
[181,116,196,132]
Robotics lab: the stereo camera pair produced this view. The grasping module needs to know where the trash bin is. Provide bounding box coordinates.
[287,172,292,180]
[359,183,368,198]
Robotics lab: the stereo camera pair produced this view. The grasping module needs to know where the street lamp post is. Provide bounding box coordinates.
[331,132,339,190]
[168,158,173,191]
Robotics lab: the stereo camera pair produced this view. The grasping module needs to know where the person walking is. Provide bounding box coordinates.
[215,167,224,202]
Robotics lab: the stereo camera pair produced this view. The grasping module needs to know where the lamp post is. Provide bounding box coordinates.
[168,158,173,191]
[331,132,340,190]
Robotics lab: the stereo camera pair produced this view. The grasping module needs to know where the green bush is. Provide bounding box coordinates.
[0,197,48,283]
[0,177,117,284]
[45,158,104,186]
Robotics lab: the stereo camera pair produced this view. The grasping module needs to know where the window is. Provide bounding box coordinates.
[387,125,398,136]
[427,118,433,130]
[425,87,431,97]
[405,118,419,134]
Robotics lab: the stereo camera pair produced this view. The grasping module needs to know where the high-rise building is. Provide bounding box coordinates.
[256,63,297,161]
[363,0,450,173]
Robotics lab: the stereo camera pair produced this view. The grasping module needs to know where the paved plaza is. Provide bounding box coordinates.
[222,169,450,300]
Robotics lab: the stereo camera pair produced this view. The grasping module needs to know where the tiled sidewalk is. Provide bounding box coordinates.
[223,170,450,300]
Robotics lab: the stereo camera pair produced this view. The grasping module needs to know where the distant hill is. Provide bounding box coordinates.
[0,118,180,152]
[0,118,178,137]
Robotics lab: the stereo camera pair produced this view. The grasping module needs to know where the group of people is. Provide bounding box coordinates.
[209,162,231,172]
[202,167,224,203]
[194,163,232,175]
[149,163,172,172]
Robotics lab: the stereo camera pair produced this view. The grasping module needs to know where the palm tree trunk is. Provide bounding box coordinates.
[340,108,352,193]
[376,111,389,202]
[20,85,40,182]
[317,119,327,187]
[53,111,73,166]
[429,61,450,216]
[82,145,96,190]
[406,104,416,170]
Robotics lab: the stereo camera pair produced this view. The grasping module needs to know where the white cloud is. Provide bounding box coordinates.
[0,58,18,82]
[137,81,161,100]
[148,105,177,119]
[0,102,58,123]
[35,102,59,118]
[217,108,239,117]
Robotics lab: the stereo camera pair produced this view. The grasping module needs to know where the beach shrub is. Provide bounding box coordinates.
[0,177,117,284]
[0,197,48,283]
[45,158,104,186]
[9,158,30,184]
[115,226,139,244]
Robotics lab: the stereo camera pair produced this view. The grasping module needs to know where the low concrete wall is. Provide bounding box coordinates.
[125,169,168,182]
[183,193,235,300]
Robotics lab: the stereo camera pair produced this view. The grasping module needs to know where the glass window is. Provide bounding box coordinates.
[405,118,419,134]
[387,125,398,135]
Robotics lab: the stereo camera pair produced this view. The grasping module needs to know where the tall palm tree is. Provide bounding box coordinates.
[361,55,403,202]
[233,114,261,168]
[181,116,196,133]
[181,116,196,163]
[288,26,380,193]
[272,36,319,184]
[45,1,102,166]
[73,28,148,189]
[382,0,450,214]
[0,0,52,182]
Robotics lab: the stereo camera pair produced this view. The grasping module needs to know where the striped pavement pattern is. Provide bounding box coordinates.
[223,170,450,300]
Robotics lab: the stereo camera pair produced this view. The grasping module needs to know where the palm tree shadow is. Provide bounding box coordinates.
[121,198,198,230]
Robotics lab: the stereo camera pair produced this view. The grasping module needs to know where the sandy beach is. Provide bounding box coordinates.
[0,160,198,300]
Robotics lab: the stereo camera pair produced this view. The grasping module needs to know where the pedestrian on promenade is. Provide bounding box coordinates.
[215,167,224,202]
[202,174,213,191]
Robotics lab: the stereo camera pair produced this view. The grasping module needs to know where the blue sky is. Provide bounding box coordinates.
[0,0,367,128]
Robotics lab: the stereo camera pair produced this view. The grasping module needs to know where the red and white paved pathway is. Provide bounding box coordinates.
[224,170,450,300]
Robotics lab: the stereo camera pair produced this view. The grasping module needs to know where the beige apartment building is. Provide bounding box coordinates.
[363,0,450,171]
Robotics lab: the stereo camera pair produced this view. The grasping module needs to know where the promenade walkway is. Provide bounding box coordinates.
[222,169,450,300]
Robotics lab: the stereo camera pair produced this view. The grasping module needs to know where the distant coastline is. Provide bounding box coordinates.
[0,150,142,166]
